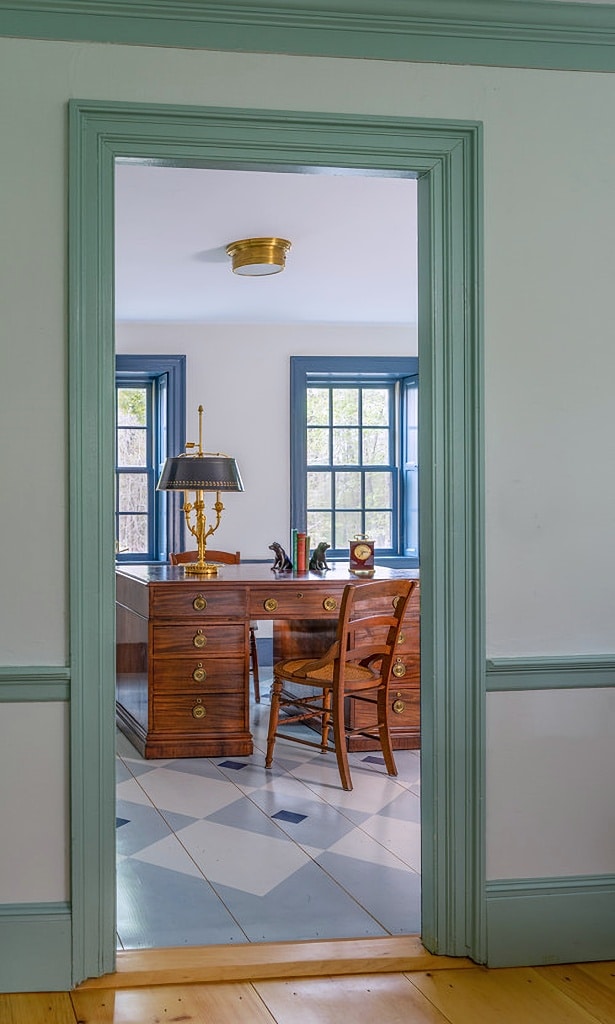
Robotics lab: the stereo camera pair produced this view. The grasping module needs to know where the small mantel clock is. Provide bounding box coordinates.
[349,535,375,576]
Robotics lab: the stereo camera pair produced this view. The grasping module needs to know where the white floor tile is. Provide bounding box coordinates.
[359,813,422,872]
[175,819,311,897]
[135,767,239,818]
[325,827,415,871]
[131,833,205,878]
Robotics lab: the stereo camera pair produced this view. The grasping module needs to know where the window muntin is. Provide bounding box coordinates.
[115,382,159,559]
[306,384,396,555]
[292,357,418,567]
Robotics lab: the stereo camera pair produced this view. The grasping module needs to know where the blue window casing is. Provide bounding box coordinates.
[290,356,419,568]
[115,355,186,562]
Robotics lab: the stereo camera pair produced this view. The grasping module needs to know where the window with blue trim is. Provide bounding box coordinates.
[115,355,185,562]
[290,357,418,567]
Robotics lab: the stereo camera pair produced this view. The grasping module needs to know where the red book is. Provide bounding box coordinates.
[296,532,306,573]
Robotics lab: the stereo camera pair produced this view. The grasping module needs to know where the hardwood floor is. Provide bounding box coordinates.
[3,954,613,1022]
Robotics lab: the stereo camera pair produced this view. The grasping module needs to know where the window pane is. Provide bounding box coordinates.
[335,511,363,548]
[362,428,390,465]
[117,427,147,467]
[307,510,332,544]
[307,471,331,508]
[119,473,149,513]
[365,511,392,548]
[365,471,392,509]
[307,388,329,426]
[332,388,358,425]
[119,515,148,553]
[307,428,329,465]
[335,471,361,509]
[362,388,389,426]
[332,427,358,465]
[117,387,147,426]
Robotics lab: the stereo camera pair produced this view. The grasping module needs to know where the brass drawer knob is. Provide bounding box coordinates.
[392,658,406,678]
[193,594,207,611]
[264,598,278,612]
[397,631,405,645]
[323,596,337,612]
[192,699,206,720]
[193,629,207,648]
[392,691,406,714]
[192,663,206,682]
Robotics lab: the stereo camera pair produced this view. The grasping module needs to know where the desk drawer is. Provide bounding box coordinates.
[153,657,245,693]
[249,586,346,619]
[152,586,247,619]
[152,623,245,657]
[346,686,420,733]
[153,691,246,734]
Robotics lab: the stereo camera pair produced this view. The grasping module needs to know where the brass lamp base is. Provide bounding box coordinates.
[184,562,219,575]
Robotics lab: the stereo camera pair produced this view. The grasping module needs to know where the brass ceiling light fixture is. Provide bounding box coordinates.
[226,237,292,276]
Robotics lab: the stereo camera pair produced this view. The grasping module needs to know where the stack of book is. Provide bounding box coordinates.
[291,529,311,573]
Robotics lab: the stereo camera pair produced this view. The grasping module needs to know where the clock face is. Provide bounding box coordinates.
[354,543,372,561]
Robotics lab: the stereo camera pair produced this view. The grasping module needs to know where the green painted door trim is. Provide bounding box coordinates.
[68,100,484,983]
[2,0,615,72]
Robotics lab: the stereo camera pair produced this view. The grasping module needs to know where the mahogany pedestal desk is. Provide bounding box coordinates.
[116,563,420,759]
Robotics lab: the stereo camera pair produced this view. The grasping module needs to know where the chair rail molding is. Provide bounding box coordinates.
[1,0,615,72]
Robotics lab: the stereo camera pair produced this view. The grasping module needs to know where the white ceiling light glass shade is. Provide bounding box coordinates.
[226,237,292,276]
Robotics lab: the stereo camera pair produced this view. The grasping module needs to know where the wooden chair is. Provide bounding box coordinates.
[265,577,416,791]
[169,549,260,702]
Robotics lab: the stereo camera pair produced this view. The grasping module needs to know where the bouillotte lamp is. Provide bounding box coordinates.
[157,405,243,575]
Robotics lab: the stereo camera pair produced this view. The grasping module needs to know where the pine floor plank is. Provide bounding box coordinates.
[406,966,606,1024]
[252,973,453,1024]
[70,981,276,1024]
[535,963,615,1024]
[576,962,615,990]
[0,991,77,1023]
[75,936,472,989]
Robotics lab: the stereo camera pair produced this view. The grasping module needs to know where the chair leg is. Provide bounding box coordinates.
[249,626,260,703]
[265,676,283,769]
[320,686,332,753]
[377,687,398,778]
[332,684,353,791]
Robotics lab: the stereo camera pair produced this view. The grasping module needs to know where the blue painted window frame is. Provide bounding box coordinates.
[115,355,186,561]
[290,356,419,567]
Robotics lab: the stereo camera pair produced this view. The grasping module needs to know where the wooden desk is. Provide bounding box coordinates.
[116,563,420,759]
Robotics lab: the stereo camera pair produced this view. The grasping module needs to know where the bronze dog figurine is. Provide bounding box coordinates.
[269,541,292,572]
[309,541,331,572]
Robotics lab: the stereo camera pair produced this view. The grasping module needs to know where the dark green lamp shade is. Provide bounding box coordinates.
[157,454,244,492]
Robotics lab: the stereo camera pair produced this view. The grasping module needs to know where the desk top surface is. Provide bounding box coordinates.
[116,562,419,587]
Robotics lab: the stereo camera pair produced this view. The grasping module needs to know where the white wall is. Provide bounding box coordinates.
[1,36,614,898]
[115,322,416,559]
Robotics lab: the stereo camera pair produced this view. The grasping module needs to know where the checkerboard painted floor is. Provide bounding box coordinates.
[116,685,422,949]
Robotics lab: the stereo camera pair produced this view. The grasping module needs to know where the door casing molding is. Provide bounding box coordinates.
[68,100,484,983]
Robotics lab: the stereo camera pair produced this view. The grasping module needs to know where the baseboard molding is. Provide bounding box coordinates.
[76,935,474,990]
[486,654,615,692]
[0,903,72,992]
[486,875,615,967]
[0,665,70,702]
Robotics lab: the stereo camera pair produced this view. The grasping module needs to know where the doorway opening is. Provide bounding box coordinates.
[113,161,422,950]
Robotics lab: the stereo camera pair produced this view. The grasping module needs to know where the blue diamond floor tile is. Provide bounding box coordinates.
[272,809,307,824]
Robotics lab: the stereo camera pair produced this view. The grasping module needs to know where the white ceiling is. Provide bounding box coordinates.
[114,163,418,325]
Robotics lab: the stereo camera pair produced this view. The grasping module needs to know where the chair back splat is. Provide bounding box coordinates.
[266,578,417,791]
[168,549,260,702]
